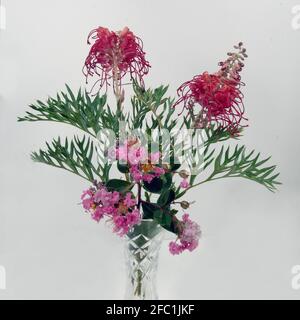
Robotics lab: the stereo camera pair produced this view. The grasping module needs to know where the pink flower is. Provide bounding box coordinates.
[113,208,141,236]
[149,152,160,164]
[82,198,94,211]
[81,189,95,210]
[169,241,184,255]
[130,165,143,183]
[123,193,136,207]
[83,26,150,92]
[113,215,128,236]
[111,191,120,204]
[126,209,141,226]
[94,188,107,203]
[81,184,141,237]
[81,189,93,200]
[153,166,165,177]
[91,207,104,222]
[117,144,129,162]
[180,178,189,189]
[128,146,147,165]
[174,43,248,135]
[169,214,201,255]
[142,173,155,183]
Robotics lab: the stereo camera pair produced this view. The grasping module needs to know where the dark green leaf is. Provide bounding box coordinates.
[106,179,133,193]
[157,189,176,206]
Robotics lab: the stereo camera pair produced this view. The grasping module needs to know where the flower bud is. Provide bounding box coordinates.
[180,201,190,209]
[179,170,189,179]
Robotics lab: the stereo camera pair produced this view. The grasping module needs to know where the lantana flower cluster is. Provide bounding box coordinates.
[81,184,140,236]
[169,214,201,255]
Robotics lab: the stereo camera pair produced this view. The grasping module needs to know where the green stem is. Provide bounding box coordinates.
[176,174,216,199]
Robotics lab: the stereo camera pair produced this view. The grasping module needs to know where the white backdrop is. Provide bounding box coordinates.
[0,0,300,299]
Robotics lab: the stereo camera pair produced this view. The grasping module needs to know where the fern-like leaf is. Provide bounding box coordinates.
[31,135,111,182]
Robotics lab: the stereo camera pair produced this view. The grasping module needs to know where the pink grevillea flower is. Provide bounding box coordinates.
[83,26,150,93]
[174,43,248,135]
[180,178,189,189]
[169,214,201,255]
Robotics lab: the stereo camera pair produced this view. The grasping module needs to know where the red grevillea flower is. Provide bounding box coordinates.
[174,42,248,135]
[83,26,150,94]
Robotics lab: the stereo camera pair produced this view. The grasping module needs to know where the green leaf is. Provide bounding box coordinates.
[160,213,173,230]
[157,189,176,206]
[206,145,281,192]
[18,85,111,137]
[117,162,129,173]
[31,135,110,182]
[161,173,173,189]
[106,179,133,193]
[142,172,173,194]
[143,177,164,193]
[130,81,177,131]
[141,202,157,219]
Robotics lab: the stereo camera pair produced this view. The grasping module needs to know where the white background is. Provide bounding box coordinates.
[0,0,300,299]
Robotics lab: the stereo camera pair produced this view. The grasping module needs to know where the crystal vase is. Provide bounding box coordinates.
[124,219,164,300]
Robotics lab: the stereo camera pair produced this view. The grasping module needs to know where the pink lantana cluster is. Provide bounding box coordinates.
[169,214,201,255]
[109,139,166,183]
[81,185,140,236]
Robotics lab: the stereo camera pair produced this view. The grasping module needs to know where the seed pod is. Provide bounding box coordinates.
[179,170,189,179]
[180,201,190,209]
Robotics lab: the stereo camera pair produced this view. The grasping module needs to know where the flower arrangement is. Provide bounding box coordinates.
[19,27,280,258]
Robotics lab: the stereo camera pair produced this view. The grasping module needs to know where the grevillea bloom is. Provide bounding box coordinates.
[174,43,248,135]
[169,214,201,255]
[83,26,150,93]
